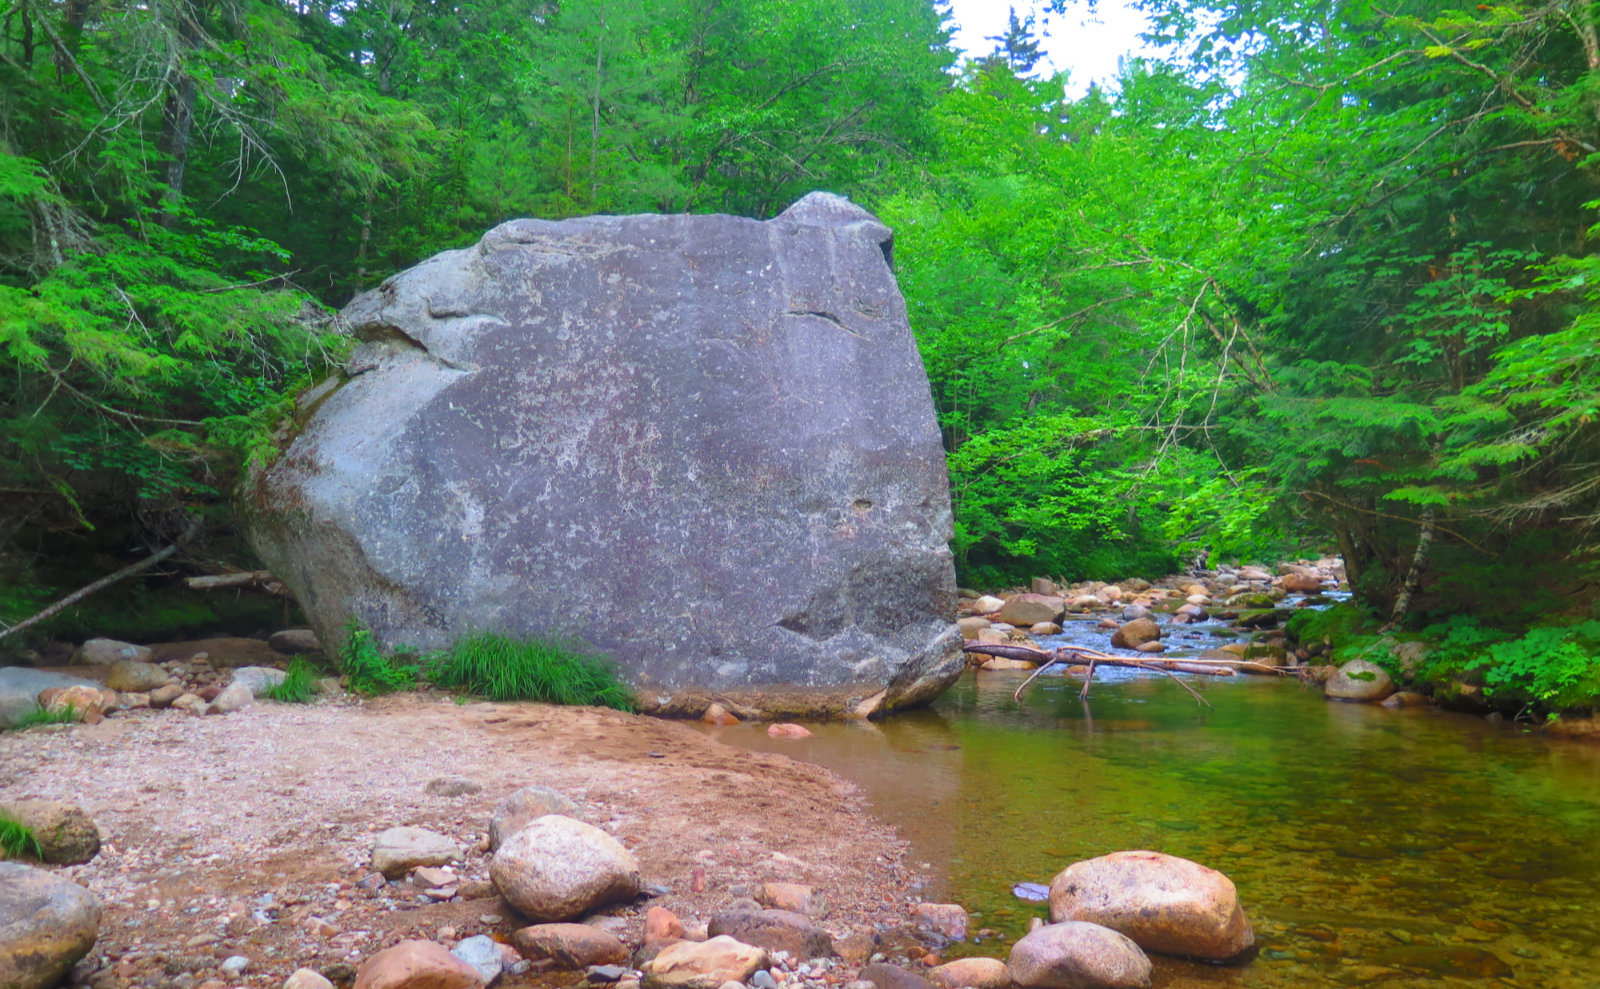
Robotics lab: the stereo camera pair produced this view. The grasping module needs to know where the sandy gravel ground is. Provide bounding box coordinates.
[0,693,919,988]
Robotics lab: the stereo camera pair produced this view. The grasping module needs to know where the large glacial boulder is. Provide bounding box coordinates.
[243,194,961,717]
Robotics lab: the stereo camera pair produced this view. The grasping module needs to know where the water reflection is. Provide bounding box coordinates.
[702,669,1600,988]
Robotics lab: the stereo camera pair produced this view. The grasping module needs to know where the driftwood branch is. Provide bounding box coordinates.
[0,516,204,642]
[185,570,293,598]
[964,642,1284,710]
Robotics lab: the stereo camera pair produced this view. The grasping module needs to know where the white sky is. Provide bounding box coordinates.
[944,0,1155,96]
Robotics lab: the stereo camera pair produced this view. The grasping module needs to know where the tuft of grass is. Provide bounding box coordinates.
[339,621,418,696]
[263,657,320,703]
[0,812,42,859]
[428,632,633,711]
[7,703,79,730]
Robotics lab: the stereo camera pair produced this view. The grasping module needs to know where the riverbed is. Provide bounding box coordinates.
[701,667,1600,987]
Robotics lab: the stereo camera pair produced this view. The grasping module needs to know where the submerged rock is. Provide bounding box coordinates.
[244,194,960,717]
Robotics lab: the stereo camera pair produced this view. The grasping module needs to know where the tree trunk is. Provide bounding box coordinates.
[157,72,197,223]
[590,17,604,205]
[1332,518,1364,593]
[355,187,375,284]
[1386,507,1437,628]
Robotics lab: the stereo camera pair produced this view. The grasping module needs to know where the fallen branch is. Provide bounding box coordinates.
[186,570,294,598]
[0,516,204,642]
[964,642,1234,709]
[186,570,273,590]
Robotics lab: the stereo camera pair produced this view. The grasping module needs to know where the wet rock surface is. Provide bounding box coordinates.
[1007,921,1151,989]
[1048,851,1255,963]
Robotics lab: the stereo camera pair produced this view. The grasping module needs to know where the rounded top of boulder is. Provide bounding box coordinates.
[777,191,884,228]
[1047,850,1255,964]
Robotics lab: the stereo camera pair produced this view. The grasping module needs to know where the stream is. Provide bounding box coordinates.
[698,607,1600,988]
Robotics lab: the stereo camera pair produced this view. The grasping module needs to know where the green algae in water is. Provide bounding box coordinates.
[709,670,1600,989]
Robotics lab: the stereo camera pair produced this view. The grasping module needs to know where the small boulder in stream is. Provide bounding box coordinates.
[1048,850,1255,964]
[1109,619,1160,650]
[1007,921,1151,989]
[1324,660,1396,703]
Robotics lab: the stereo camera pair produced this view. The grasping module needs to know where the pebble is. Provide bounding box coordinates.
[588,964,630,982]
[752,971,780,989]
[450,934,504,985]
[220,955,250,977]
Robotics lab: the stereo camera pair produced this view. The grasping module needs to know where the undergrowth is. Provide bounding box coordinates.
[339,622,419,696]
[426,631,633,711]
[0,812,41,859]
[6,704,79,730]
[1288,604,1600,712]
[263,657,320,703]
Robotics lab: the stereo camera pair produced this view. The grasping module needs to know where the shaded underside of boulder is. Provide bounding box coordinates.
[243,193,961,717]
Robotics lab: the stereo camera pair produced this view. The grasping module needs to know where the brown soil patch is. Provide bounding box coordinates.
[0,692,917,987]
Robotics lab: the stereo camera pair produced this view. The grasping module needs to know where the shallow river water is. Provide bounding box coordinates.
[702,662,1600,988]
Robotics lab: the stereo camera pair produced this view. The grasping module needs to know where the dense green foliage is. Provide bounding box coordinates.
[3,0,1596,706]
[427,631,634,709]
[338,622,420,695]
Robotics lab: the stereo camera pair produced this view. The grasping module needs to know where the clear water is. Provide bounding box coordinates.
[701,665,1600,987]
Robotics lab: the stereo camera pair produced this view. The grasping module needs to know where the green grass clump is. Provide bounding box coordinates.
[6,704,79,731]
[428,631,633,710]
[263,657,321,703]
[339,622,419,696]
[0,812,41,859]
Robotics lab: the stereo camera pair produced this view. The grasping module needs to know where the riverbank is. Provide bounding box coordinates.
[0,694,922,988]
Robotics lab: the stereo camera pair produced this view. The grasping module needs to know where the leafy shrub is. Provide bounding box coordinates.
[1467,621,1600,710]
[427,632,633,710]
[338,622,419,696]
[0,812,41,859]
[263,657,321,704]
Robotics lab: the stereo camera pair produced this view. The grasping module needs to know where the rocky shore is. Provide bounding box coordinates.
[2,690,1263,989]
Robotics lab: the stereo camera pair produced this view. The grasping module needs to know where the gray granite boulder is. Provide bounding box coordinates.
[243,193,960,717]
[0,862,101,989]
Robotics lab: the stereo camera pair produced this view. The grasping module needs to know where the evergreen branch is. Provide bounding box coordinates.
[48,367,205,427]
[1301,490,1495,555]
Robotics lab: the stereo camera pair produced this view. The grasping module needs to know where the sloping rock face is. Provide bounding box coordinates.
[244,194,961,716]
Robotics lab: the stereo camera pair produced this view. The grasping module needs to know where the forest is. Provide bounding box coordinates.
[1,0,1597,707]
